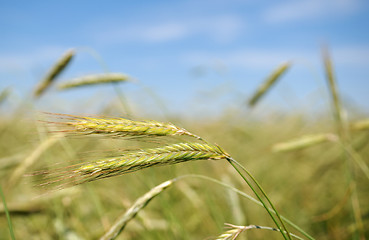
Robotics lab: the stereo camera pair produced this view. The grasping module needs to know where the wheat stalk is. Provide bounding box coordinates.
[100,180,173,240]
[44,112,201,139]
[323,47,365,238]
[58,73,130,89]
[36,142,229,188]
[34,49,75,97]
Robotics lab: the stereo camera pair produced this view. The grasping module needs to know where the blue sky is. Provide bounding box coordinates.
[1,0,369,118]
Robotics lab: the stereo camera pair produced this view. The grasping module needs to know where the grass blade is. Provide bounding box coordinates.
[0,185,16,240]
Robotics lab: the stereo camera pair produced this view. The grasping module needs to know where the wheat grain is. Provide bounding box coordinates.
[58,73,130,89]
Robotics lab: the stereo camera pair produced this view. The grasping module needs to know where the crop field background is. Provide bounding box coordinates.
[1,1,369,240]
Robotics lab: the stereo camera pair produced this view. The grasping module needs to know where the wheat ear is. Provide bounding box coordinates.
[44,112,201,139]
[36,142,229,188]
[215,223,303,240]
[58,73,131,89]
[34,49,74,97]
[248,62,290,107]
[272,133,338,152]
[215,225,245,240]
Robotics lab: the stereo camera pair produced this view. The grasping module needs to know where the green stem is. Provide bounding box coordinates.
[0,185,16,240]
[176,174,314,240]
[227,158,292,240]
[323,48,364,238]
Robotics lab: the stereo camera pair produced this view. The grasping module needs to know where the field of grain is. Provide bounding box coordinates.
[0,49,368,240]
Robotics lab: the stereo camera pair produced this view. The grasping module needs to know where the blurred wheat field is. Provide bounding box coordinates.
[1,112,368,239]
[0,49,368,240]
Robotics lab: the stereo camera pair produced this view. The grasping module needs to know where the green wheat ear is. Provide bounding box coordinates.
[44,112,201,139]
[58,73,131,89]
[36,142,229,189]
[272,133,338,152]
[34,49,75,97]
[248,62,291,107]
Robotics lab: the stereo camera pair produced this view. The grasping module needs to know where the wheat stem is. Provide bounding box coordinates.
[227,158,292,240]
[100,180,173,240]
[323,47,365,238]
[176,174,314,240]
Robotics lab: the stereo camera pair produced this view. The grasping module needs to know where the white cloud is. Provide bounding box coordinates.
[183,49,311,69]
[94,15,244,44]
[142,23,189,42]
[263,0,361,23]
[183,45,369,69]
